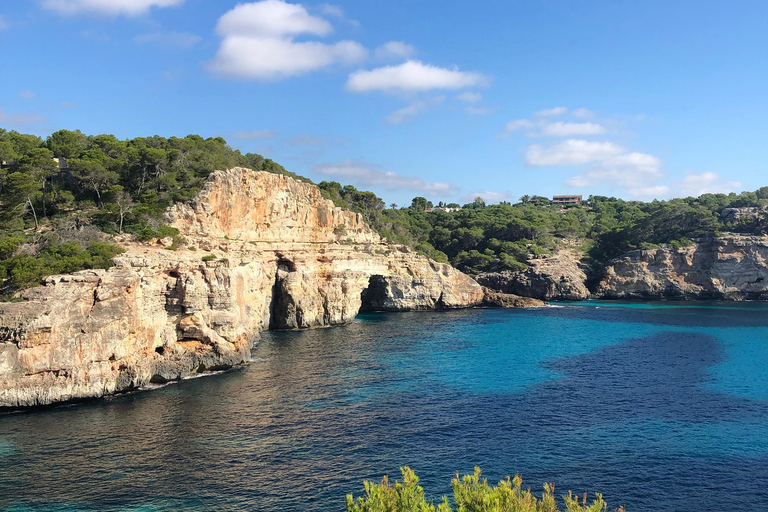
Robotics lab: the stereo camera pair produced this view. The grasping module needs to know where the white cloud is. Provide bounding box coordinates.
[456,91,481,103]
[133,31,201,49]
[42,0,184,17]
[0,107,46,128]
[318,3,344,18]
[315,160,458,194]
[563,152,668,199]
[375,41,415,60]
[572,108,594,118]
[385,96,444,125]
[536,121,606,137]
[207,0,366,80]
[677,172,741,197]
[0,14,8,30]
[19,90,37,100]
[526,140,625,166]
[216,0,331,38]
[347,60,486,93]
[496,119,534,139]
[232,130,276,140]
[535,106,567,117]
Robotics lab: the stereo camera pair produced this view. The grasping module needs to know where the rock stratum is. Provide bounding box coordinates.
[478,235,768,301]
[597,235,768,300]
[0,168,484,408]
[476,251,591,301]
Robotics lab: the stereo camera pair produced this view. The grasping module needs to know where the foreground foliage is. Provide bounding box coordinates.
[347,467,623,512]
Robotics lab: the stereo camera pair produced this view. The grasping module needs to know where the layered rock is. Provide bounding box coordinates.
[475,251,590,301]
[597,235,768,300]
[0,168,483,408]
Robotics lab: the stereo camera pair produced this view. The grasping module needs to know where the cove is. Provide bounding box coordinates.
[1,302,767,511]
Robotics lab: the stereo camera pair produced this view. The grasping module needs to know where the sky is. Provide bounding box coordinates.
[0,0,766,206]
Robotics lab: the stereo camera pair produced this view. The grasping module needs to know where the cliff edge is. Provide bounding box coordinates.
[0,168,483,408]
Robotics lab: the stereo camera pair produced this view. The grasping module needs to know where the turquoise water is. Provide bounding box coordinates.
[1,302,767,510]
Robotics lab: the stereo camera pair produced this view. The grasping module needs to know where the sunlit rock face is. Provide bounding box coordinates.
[475,251,590,301]
[597,235,768,300]
[0,168,483,408]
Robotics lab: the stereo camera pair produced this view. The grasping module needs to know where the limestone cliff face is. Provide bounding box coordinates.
[167,169,379,244]
[0,168,483,408]
[475,251,590,301]
[597,235,768,300]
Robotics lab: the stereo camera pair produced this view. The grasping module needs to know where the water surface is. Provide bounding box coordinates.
[1,302,767,511]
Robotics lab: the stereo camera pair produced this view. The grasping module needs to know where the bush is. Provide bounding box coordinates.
[347,467,620,512]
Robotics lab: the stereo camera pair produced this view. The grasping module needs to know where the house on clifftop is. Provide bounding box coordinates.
[552,194,583,205]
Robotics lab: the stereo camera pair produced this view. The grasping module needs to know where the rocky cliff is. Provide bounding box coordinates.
[0,168,483,408]
[477,235,768,301]
[475,251,590,301]
[597,235,768,300]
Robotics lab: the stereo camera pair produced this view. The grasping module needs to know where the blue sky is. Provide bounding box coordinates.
[0,0,766,206]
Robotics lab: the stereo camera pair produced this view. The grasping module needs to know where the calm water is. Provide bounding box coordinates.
[2,302,768,511]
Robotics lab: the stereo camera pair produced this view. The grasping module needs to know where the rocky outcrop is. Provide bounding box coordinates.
[720,207,766,225]
[475,251,590,301]
[480,288,545,308]
[0,168,483,408]
[597,235,768,300]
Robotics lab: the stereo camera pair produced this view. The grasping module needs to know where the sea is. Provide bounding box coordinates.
[1,301,767,511]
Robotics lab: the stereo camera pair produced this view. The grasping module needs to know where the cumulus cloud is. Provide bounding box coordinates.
[498,109,606,138]
[0,107,46,128]
[207,0,366,80]
[19,90,36,100]
[526,140,625,166]
[677,172,741,197]
[563,152,668,199]
[572,108,594,118]
[375,41,415,60]
[537,121,606,137]
[347,60,486,93]
[535,106,568,117]
[133,31,201,49]
[232,130,276,140]
[315,160,458,194]
[42,0,184,17]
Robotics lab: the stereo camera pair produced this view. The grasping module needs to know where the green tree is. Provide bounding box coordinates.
[2,172,41,229]
[69,158,119,206]
[46,129,87,159]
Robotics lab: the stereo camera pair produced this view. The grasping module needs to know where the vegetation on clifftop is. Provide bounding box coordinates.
[2,127,766,293]
[322,188,768,275]
[0,128,302,294]
[347,467,623,512]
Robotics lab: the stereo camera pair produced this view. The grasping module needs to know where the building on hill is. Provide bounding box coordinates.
[552,194,583,205]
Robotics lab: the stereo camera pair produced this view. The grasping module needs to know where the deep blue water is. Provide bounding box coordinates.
[1,302,768,511]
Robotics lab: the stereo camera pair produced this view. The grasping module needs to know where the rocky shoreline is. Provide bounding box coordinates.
[1,169,488,408]
[477,235,768,301]
[3,169,767,409]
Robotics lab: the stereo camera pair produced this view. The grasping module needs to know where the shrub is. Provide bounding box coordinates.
[347,467,621,512]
